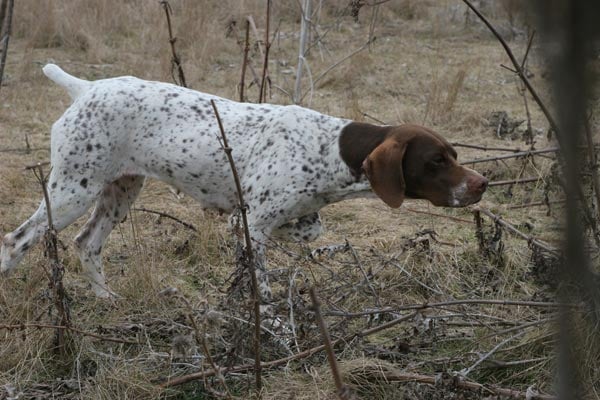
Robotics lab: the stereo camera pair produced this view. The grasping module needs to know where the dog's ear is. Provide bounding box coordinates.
[362,138,407,208]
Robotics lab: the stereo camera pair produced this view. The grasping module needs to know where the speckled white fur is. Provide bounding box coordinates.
[1,65,371,299]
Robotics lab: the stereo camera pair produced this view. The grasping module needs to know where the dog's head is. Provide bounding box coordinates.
[340,123,487,208]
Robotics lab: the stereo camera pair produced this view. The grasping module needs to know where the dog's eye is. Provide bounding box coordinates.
[431,155,445,165]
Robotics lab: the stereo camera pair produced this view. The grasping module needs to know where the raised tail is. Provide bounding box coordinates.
[42,64,91,100]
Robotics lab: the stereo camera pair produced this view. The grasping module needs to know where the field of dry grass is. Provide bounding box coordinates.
[0,0,599,399]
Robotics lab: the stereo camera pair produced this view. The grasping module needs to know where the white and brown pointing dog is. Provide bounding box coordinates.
[1,64,487,303]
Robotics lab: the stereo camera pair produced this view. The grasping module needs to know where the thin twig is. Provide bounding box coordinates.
[309,287,354,400]
[293,0,312,104]
[302,37,375,102]
[210,100,262,392]
[488,177,540,187]
[451,142,525,152]
[324,299,577,318]
[176,293,233,399]
[230,17,261,89]
[362,112,386,125]
[460,331,526,377]
[507,200,565,209]
[380,256,443,296]
[346,239,381,307]
[258,0,271,103]
[287,267,301,353]
[367,2,379,51]
[461,147,559,165]
[247,16,264,60]
[521,30,536,70]
[483,356,550,369]
[462,0,560,137]
[239,19,250,102]
[133,207,198,232]
[0,0,13,92]
[481,317,554,340]
[160,0,187,88]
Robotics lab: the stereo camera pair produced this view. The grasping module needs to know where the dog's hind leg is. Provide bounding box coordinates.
[1,168,103,275]
[74,175,145,298]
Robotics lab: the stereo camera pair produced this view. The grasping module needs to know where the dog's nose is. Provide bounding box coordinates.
[468,175,488,193]
[477,176,488,192]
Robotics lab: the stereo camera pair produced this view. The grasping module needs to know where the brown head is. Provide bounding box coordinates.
[339,122,487,208]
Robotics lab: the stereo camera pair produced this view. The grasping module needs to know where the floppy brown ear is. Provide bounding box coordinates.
[362,139,407,208]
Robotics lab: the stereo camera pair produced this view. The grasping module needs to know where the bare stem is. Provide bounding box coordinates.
[309,287,354,400]
[239,19,250,102]
[258,0,271,103]
[0,0,13,93]
[26,163,71,354]
[160,0,187,88]
[210,100,262,392]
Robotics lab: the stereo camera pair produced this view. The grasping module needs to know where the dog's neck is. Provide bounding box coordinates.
[315,121,388,204]
[339,122,393,179]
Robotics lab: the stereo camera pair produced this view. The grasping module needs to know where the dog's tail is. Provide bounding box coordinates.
[42,64,91,100]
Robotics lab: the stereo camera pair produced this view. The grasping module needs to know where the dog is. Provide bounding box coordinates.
[1,64,487,303]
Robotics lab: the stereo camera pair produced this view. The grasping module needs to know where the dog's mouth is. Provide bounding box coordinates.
[447,192,485,208]
[445,180,487,208]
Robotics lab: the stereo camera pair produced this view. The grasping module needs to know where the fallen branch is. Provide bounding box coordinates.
[160,312,418,388]
[356,368,555,399]
[210,100,262,392]
[0,323,147,346]
[325,299,577,318]
[459,331,526,377]
[473,207,560,256]
[133,207,198,232]
[481,317,554,340]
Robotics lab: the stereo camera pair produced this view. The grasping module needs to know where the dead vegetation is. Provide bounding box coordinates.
[0,1,599,399]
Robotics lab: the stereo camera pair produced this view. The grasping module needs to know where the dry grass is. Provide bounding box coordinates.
[1,0,598,399]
